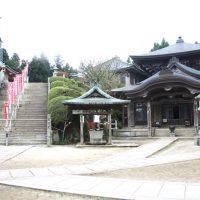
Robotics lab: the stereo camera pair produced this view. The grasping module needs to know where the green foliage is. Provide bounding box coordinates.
[51,81,69,89]
[54,55,64,70]
[20,60,26,70]
[112,109,123,129]
[29,54,52,82]
[49,76,77,85]
[48,77,86,144]
[48,86,81,101]
[5,53,21,73]
[2,48,9,63]
[63,63,78,73]
[48,96,72,126]
[151,38,169,52]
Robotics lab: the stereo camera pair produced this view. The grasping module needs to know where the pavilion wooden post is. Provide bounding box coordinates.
[147,101,152,137]
[80,114,84,144]
[194,99,199,134]
[107,112,112,145]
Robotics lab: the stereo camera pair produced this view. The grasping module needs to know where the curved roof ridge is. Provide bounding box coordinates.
[125,72,200,94]
[168,61,200,79]
[63,84,131,107]
[112,70,200,95]
[78,85,114,99]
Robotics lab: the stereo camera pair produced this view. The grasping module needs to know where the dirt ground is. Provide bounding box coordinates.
[94,159,200,183]
[94,139,200,182]
[0,139,200,199]
[0,145,129,170]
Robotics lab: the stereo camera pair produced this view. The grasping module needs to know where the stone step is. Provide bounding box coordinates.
[16,115,47,119]
[12,128,47,131]
[154,128,196,137]
[8,140,47,145]
[9,135,47,139]
[13,125,47,128]
[13,121,47,124]
[113,127,196,138]
[17,111,48,114]
[113,128,148,137]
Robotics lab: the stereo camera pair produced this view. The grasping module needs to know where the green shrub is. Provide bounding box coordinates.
[51,81,69,89]
[49,77,78,86]
[49,87,68,101]
[48,87,82,101]
[112,109,123,129]
[49,76,68,83]
[48,96,73,126]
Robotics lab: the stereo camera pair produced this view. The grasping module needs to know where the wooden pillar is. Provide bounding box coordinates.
[122,106,125,127]
[107,112,112,145]
[194,100,199,134]
[147,101,152,137]
[80,114,84,144]
[128,101,135,127]
[127,104,131,127]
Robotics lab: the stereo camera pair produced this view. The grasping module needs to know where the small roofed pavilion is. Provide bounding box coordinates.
[63,84,130,145]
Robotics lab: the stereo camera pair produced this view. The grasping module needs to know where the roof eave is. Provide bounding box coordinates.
[130,49,200,61]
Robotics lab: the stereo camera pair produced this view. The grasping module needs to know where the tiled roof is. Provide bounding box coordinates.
[130,37,200,60]
[63,84,130,106]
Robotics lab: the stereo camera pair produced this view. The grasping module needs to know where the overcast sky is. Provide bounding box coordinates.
[1,0,200,67]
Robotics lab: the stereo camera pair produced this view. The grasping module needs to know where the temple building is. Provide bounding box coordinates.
[112,37,200,137]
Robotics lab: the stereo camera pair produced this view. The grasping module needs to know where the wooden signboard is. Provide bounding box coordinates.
[72,110,108,115]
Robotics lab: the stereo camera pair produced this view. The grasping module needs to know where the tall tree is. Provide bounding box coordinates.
[80,60,121,91]
[63,63,78,73]
[54,55,64,70]
[150,38,169,52]
[29,54,52,82]
[2,48,9,63]
[5,53,21,72]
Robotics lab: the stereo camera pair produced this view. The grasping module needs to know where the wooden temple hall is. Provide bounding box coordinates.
[112,37,200,137]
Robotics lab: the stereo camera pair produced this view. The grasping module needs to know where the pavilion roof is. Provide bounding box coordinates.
[63,84,130,108]
[5,65,19,75]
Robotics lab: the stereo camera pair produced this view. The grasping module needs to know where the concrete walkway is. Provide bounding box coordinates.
[1,174,200,200]
[0,138,200,199]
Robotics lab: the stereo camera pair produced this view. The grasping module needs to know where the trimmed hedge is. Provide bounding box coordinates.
[49,77,77,85]
[48,86,82,101]
[48,96,73,126]
[51,81,69,89]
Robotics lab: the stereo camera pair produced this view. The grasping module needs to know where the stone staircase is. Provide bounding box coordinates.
[8,83,48,145]
[113,127,148,139]
[113,126,196,141]
[154,127,196,137]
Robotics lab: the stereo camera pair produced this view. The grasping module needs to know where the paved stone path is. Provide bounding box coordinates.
[1,174,200,200]
[0,138,200,199]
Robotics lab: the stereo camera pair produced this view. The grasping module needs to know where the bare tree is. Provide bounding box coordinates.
[80,58,122,91]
